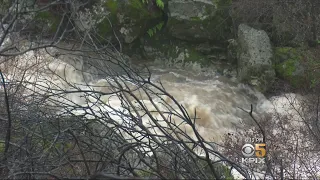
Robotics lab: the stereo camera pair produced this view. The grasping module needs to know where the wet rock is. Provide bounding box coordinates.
[237,24,275,92]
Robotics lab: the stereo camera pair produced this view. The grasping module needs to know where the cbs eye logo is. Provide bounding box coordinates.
[242,143,266,158]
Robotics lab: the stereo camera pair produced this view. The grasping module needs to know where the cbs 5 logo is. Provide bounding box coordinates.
[242,143,266,158]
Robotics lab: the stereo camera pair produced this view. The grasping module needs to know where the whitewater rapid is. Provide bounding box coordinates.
[0,47,278,142]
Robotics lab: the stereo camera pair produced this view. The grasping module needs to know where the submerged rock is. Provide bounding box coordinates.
[237,24,275,92]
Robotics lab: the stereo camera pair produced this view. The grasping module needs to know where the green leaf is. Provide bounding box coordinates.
[147,29,154,37]
[156,21,164,30]
[156,0,164,9]
[146,21,164,37]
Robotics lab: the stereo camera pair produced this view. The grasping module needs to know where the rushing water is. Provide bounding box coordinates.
[0,47,275,142]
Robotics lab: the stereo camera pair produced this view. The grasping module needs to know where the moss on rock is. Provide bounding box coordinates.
[274,47,305,88]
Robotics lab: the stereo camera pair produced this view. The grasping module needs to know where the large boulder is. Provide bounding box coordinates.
[237,24,275,92]
[166,0,232,42]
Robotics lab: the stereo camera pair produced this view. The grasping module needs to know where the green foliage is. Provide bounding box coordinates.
[141,0,164,10]
[98,0,119,41]
[105,0,118,14]
[133,0,147,11]
[147,21,164,37]
[130,0,160,20]
[141,0,165,37]
[104,0,155,19]
[155,0,164,10]
[274,47,299,76]
[100,0,164,42]
[283,60,296,77]
[310,78,317,88]
[96,18,112,37]
[274,47,303,87]
[274,46,320,89]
